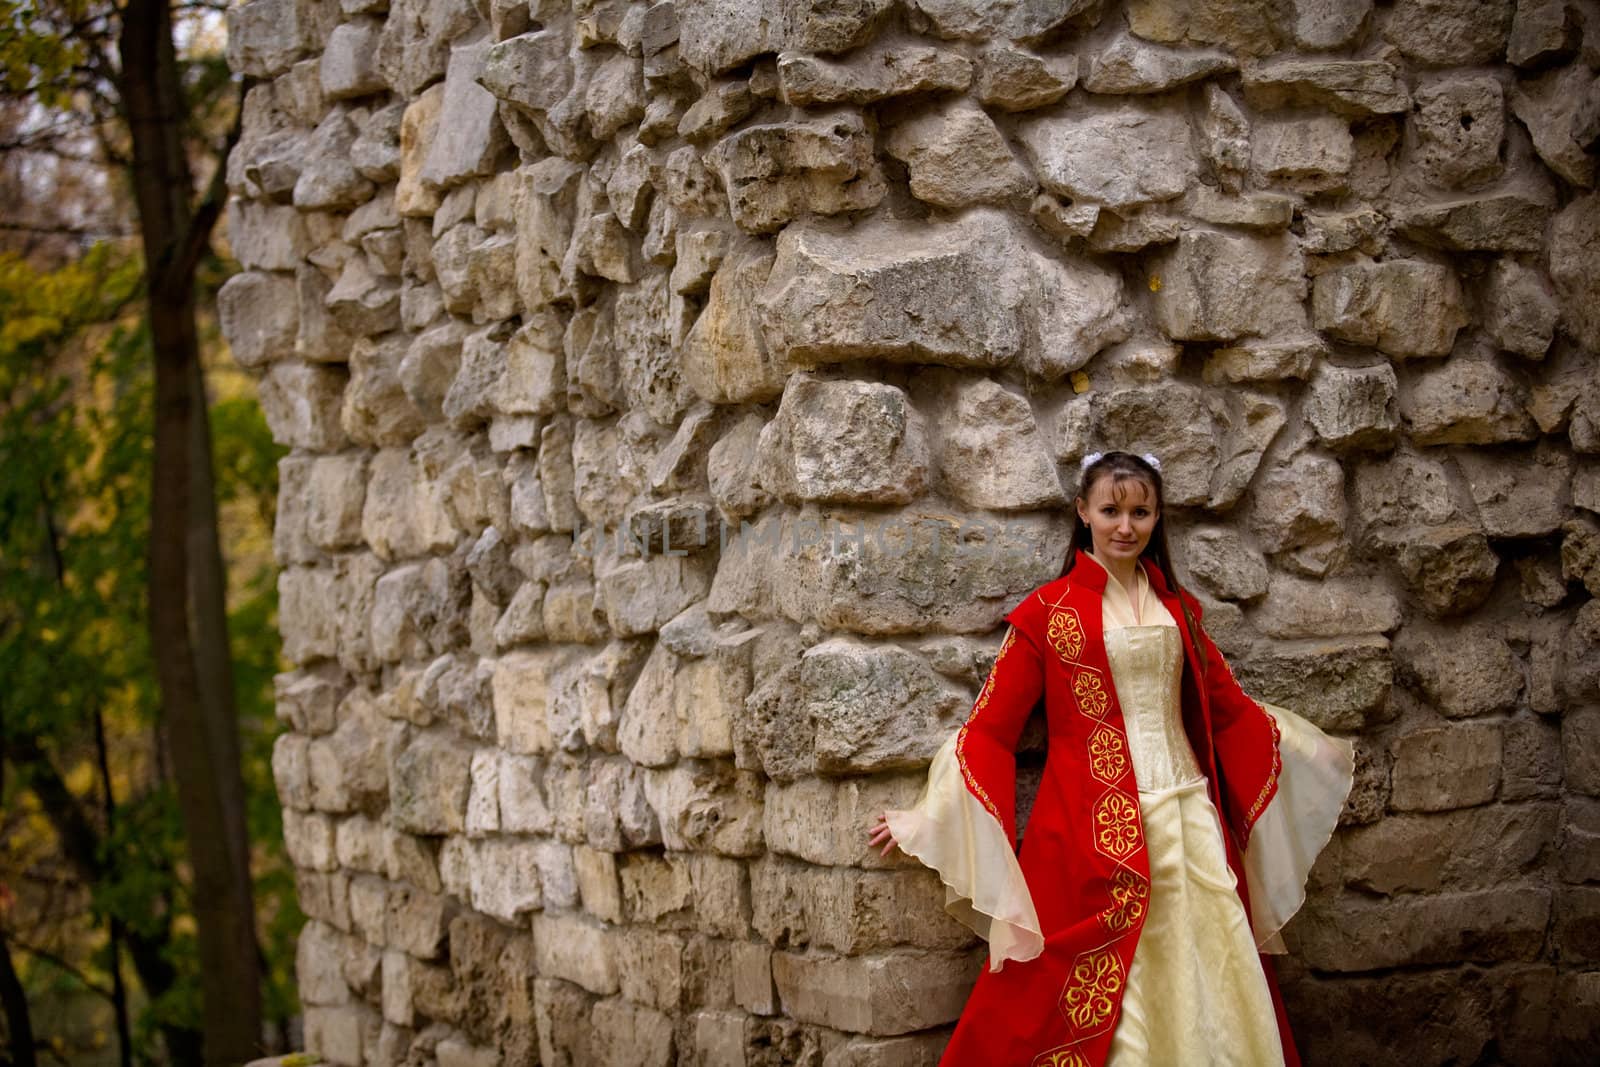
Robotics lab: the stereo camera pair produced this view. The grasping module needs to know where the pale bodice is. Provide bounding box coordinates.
[1105,623,1204,793]
[1083,550,1205,794]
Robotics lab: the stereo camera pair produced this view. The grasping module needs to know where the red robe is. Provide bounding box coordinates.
[939,558,1298,1067]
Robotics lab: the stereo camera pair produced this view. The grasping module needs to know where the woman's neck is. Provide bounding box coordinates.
[1086,547,1142,597]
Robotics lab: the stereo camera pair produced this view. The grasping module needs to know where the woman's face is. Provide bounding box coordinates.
[1076,474,1160,564]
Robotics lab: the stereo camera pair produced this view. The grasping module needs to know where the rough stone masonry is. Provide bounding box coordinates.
[220,0,1600,1063]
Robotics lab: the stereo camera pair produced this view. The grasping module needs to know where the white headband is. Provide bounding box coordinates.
[1079,451,1161,472]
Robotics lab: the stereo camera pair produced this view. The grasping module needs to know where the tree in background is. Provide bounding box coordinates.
[1,3,297,1062]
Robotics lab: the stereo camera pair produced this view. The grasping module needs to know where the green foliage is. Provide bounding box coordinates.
[0,1,93,109]
[0,242,299,1056]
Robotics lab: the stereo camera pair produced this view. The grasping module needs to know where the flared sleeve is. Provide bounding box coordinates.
[1241,701,1354,953]
[882,622,1046,973]
[1190,608,1354,953]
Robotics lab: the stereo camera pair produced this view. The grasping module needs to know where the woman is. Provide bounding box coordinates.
[868,450,1353,1066]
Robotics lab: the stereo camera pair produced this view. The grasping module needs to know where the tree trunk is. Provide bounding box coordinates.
[118,1,262,1061]
[0,930,37,1067]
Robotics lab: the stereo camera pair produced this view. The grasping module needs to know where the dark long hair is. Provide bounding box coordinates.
[1059,451,1209,672]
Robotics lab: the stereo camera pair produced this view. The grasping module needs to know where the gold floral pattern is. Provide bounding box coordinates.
[1059,948,1126,1036]
[1032,1046,1091,1067]
[1046,607,1085,662]
[1100,868,1150,934]
[1092,791,1141,861]
[1087,723,1128,785]
[1072,667,1110,720]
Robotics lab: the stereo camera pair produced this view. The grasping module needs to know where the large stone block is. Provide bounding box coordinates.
[1017,100,1197,211]
[493,647,582,755]
[751,854,975,953]
[226,0,307,78]
[756,376,929,506]
[1246,451,1345,554]
[1251,575,1401,639]
[320,18,386,101]
[1252,114,1352,194]
[1550,193,1600,352]
[1456,446,1571,536]
[590,996,676,1067]
[1339,804,1559,895]
[1312,260,1467,358]
[1403,356,1538,446]
[885,99,1033,210]
[1563,707,1600,797]
[219,270,299,369]
[758,506,1069,636]
[643,760,764,856]
[467,838,544,923]
[1510,65,1597,188]
[1393,622,1522,718]
[1240,58,1409,116]
[1303,361,1399,451]
[1288,887,1549,971]
[1125,0,1284,54]
[389,728,473,835]
[1398,189,1551,253]
[1390,722,1503,811]
[973,43,1076,111]
[1383,0,1513,66]
[707,111,886,235]
[307,691,390,815]
[1412,76,1505,189]
[260,362,350,451]
[771,949,980,1035]
[1232,636,1391,732]
[779,42,971,106]
[800,638,968,775]
[1091,383,1284,509]
[759,209,1127,379]
[1081,31,1233,95]
[1483,259,1559,359]
[532,913,621,995]
[1150,231,1307,342]
[362,447,460,561]
[932,377,1065,511]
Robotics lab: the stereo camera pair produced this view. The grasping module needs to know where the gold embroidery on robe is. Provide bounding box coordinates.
[1092,790,1142,861]
[1072,666,1111,720]
[1031,1045,1091,1067]
[1046,607,1086,662]
[1060,948,1126,1036]
[1087,723,1129,785]
[1100,868,1150,934]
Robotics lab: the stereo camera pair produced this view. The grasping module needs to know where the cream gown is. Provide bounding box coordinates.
[1098,563,1285,1065]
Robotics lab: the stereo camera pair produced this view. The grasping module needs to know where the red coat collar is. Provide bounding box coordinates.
[1064,548,1176,600]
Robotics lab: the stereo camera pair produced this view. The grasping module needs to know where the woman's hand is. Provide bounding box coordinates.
[867,811,900,857]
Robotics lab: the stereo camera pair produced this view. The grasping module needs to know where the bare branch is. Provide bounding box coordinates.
[0,220,135,239]
[0,936,116,1000]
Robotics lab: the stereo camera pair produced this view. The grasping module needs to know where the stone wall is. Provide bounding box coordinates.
[220,0,1600,1063]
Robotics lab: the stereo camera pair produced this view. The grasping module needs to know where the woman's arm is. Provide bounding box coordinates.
[869,622,1045,853]
[868,619,1049,971]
